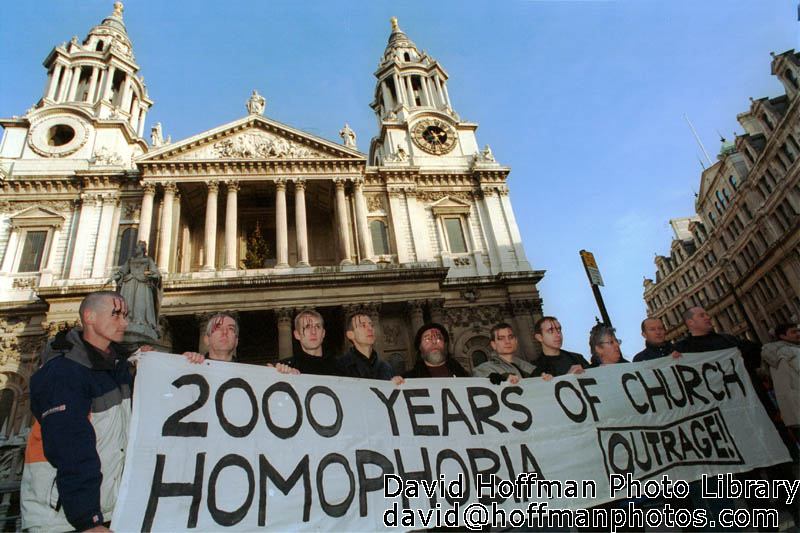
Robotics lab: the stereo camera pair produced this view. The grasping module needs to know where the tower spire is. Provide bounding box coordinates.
[35,2,152,137]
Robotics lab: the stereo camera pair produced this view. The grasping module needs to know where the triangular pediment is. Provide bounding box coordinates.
[430,196,471,215]
[10,206,65,227]
[430,196,471,208]
[138,115,365,163]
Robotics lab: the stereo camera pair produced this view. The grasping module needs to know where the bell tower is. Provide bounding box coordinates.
[40,2,151,130]
[368,18,482,168]
[0,2,152,173]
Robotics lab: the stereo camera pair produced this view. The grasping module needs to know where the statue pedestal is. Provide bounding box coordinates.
[121,322,165,352]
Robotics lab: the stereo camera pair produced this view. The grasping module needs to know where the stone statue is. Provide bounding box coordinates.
[150,122,170,147]
[339,123,357,149]
[394,144,407,162]
[246,90,266,116]
[111,241,161,342]
[480,144,495,162]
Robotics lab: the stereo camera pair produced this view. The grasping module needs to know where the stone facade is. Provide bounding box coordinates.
[643,50,800,342]
[0,4,546,499]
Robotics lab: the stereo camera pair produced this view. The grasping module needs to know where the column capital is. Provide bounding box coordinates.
[226,180,240,193]
[275,178,287,191]
[294,178,307,191]
[276,308,294,323]
[141,182,156,195]
[161,182,178,194]
[352,177,365,189]
[205,180,219,193]
[334,177,347,190]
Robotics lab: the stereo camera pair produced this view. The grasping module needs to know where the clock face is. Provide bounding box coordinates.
[411,119,457,155]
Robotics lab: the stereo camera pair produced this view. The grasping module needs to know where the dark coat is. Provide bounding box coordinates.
[403,357,469,378]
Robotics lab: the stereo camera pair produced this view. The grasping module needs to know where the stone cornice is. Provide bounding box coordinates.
[138,159,365,179]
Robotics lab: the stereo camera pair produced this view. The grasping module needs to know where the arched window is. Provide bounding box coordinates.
[729,175,738,190]
[761,113,775,131]
[95,40,104,52]
[722,188,730,202]
[117,227,139,265]
[370,220,390,256]
[716,191,727,209]
[714,201,723,215]
[708,211,716,225]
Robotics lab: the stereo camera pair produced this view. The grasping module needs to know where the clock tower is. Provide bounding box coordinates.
[368,18,481,168]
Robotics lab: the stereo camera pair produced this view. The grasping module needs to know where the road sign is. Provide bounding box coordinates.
[580,250,604,286]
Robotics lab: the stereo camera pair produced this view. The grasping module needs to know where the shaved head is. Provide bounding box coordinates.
[79,291,124,326]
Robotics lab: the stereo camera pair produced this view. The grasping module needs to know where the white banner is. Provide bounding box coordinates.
[112,349,790,532]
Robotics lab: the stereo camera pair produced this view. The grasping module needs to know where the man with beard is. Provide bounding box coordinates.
[633,317,682,362]
[401,323,468,379]
[473,322,547,384]
[286,308,340,376]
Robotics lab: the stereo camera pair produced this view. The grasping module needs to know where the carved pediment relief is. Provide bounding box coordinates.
[177,130,327,161]
[139,116,365,163]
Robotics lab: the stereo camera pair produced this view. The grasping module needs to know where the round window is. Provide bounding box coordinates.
[48,124,75,146]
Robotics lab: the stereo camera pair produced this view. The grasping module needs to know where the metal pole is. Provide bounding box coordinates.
[590,284,612,328]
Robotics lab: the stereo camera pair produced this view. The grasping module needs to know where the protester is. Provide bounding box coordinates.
[286,308,340,375]
[21,291,202,532]
[532,316,589,377]
[336,312,394,380]
[761,323,800,431]
[587,324,629,367]
[632,317,681,362]
[473,322,547,383]
[398,323,468,381]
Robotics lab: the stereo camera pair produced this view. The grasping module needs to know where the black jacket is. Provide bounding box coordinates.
[532,349,589,377]
[403,357,469,378]
[286,350,341,376]
[336,345,394,380]
[633,341,675,363]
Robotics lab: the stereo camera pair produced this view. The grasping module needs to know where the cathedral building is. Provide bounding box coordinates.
[0,3,544,497]
[643,49,800,342]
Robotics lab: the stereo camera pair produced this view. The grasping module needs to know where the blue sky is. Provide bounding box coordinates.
[1,1,797,356]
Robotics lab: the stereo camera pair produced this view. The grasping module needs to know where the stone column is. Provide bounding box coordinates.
[433,77,444,107]
[203,181,219,271]
[352,178,374,264]
[511,300,538,360]
[91,196,117,278]
[476,187,503,274]
[393,74,405,106]
[56,65,71,102]
[408,301,425,338]
[334,178,353,265]
[138,183,155,253]
[277,308,293,360]
[102,65,116,102]
[104,199,122,273]
[224,181,239,270]
[294,179,309,267]
[45,63,63,101]
[120,75,133,111]
[406,77,415,107]
[405,188,430,262]
[498,189,532,270]
[66,66,81,101]
[137,107,147,138]
[158,183,176,272]
[87,66,100,103]
[442,82,452,108]
[420,76,432,106]
[0,230,19,272]
[428,299,446,325]
[170,193,182,273]
[275,178,289,268]
[380,81,393,111]
[386,189,410,262]
[69,194,99,279]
